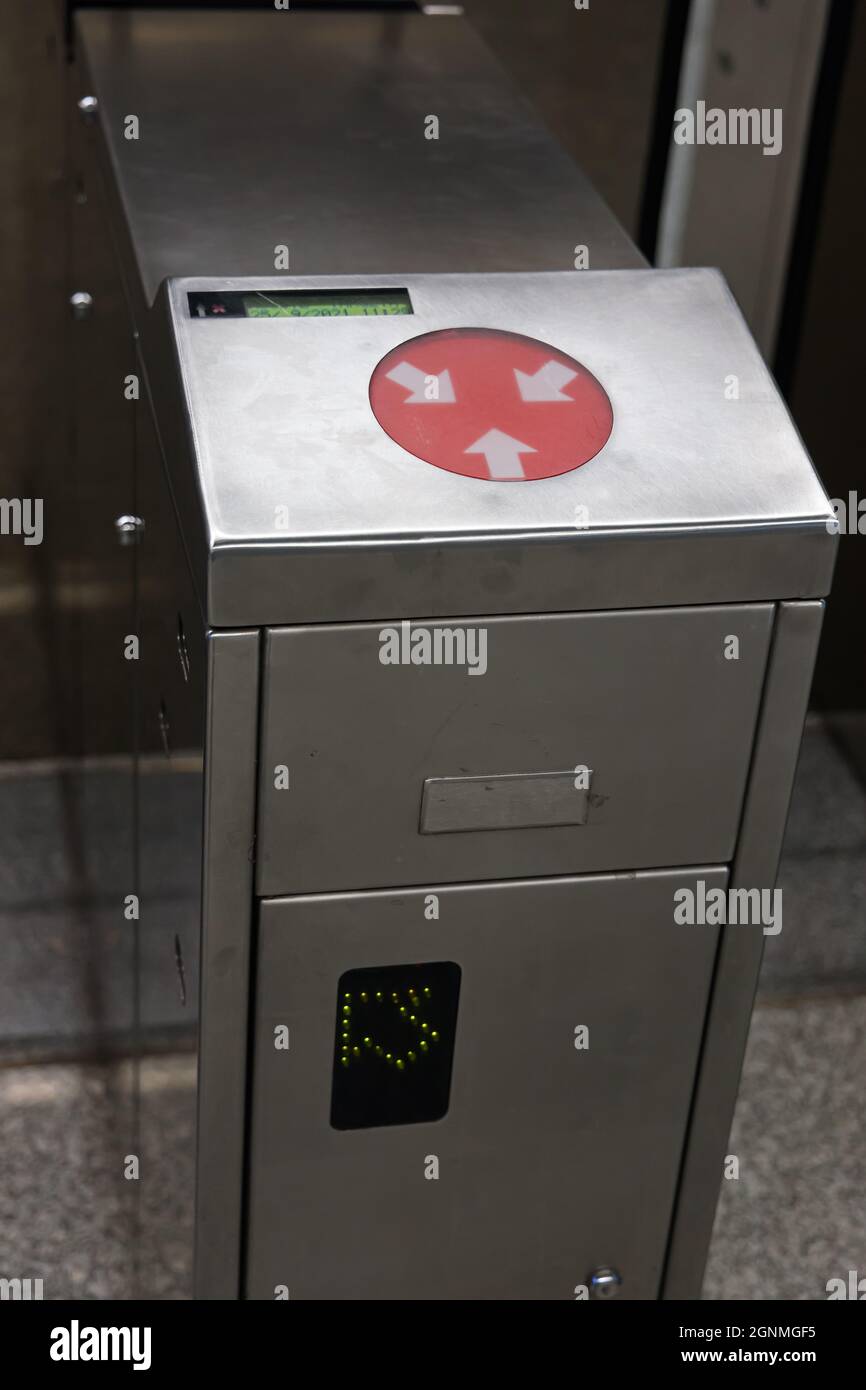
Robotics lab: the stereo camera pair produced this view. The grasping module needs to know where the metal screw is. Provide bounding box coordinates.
[114,514,145,546]
[589,1267,622,1299]
[69,291,93,320]
[77,95,99,122]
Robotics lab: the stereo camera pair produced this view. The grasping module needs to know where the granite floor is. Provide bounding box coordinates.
[0,718,864,1299]
[703,718,866,1299]
[703,995,866,1300]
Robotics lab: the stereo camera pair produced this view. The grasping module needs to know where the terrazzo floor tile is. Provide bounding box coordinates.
[0,1056,195,1299]
[703,996,866,1300]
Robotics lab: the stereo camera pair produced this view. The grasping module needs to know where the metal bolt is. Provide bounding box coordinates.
[77,95,99,122]
[69,291,93,320]
[114,514,145,546]
[589,1267,622,1299]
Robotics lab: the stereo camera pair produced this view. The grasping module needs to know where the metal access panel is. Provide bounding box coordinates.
[246,869,724,1301]
[258,606,773,895]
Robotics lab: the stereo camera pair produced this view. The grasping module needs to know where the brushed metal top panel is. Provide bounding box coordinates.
[168,269,833,550]
[76,8,641,307]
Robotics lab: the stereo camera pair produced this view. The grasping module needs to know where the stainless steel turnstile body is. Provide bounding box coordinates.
[67,9,836,1300]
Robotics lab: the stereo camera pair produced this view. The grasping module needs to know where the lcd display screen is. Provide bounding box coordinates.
[188,289,412,319]
[330,961,461,1130]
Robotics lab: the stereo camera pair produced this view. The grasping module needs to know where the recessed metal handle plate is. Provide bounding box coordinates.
[419,770,592,835]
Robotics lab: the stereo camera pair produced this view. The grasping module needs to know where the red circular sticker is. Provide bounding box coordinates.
[369,327,613,482]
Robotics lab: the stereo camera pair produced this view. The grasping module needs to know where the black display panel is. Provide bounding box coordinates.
[330,962,461,1130]
[187,289,412,319]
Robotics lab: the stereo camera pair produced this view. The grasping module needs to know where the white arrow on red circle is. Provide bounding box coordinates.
[465,429,537,480]
[385,361,456,403]
[514,360,578,401]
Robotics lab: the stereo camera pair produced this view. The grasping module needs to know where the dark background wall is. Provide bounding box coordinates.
[0,2,66,758]
[785,0,866,724]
